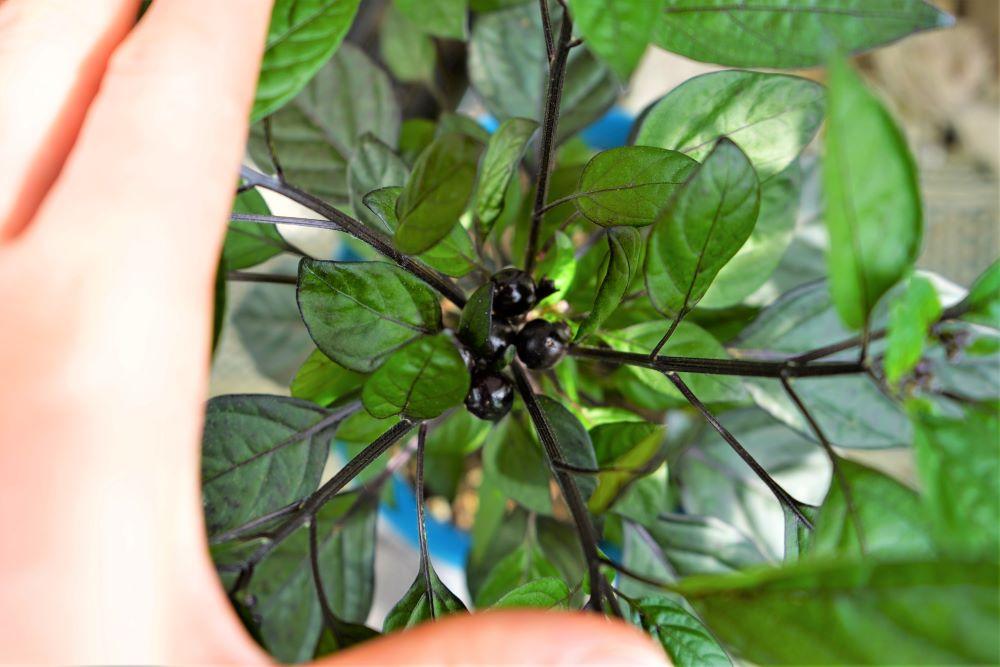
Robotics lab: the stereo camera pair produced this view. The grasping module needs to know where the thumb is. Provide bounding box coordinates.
[315,610,669,666]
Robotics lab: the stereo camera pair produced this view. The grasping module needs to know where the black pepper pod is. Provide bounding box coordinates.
[514,319,572,369]
[491,268,537,319]
[464,373,515,421]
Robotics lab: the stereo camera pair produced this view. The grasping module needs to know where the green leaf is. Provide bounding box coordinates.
[347,134,408,232]
[483,415,553,514]
[535,231,576,305]
[962,260,1000,329]
[699,160,800,308]
[912,403,999,556]
[884,274,942,385]
[458,282,494,355]
[537,395,598,500]
[297,259,442,373]
[361,334,470,419]
[212,255,227,355]
[652,0,952,69]
[678,558,998,665]
[383,563,467,632]
[576,227,643,342]
[380,5,437,83]
[574,147,698,228]
[225,188,284,270]
[587,420,666,514]
[644,513,769,577]
[824,58,922,329]
[202,395,340,537]
[467,3,618,142]
[493,577,570,609]
[399,118,437,166]
[781,503,816,562]
[630,597,731,667]
[645,138,761,318]
[568,0,663,78]
[249,44,399,206]
[811,459,935,558]
[475,544,561,608]
[252,0,361,121]
[424,409,491,499]
[395,133,481,254]
[290,349,367,406]
[635,71,825,181]
[474,117,538,234]
[248,494,377,662]
[436,112,492,144]
[364,187,479,278]
[394,0,467,39]
[313,620,379,659]
[234,281,314,384]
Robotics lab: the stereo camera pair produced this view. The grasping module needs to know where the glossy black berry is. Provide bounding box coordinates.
[465,373,514,421]
[491,268,537,319]
[515,319,572,370]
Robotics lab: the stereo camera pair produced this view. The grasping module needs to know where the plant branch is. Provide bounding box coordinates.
[309,515,342,635]
[664,371,813,528]
[415,424,436,619]
[524,5,573,274]
[539,0,555,62]
[649,309,688,358]
[239,166,467,308]
[227,270,297,285]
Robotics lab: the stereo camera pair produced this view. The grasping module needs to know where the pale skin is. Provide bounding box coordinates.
[0,0,667,663]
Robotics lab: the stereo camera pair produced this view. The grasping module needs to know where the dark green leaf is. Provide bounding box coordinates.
[435,112,492,143]
[587,420,666,514]
[248,494,377,662]
[652,0,952,69]
[645,138,761,317]
[645,513,769,577]
[395,133,481,254]
[679,558,998,665]
[424,409,491,499]
[252,0,361,120]
[912,402,999,556]
[380,5,437,83]
[383,563,467,632]
[574,147,698,228]
[225,188,285,270]
[483,415,552,514]
[395,0,468,39]
[297,259,442,373]
[568,0,663,78]
[962,260,999,329]
[635,71,824,180]
[884,274,942,385]
[475,544,561,608]
[361,334,470,419]
[234,280,315,385]
[824,58,922,329]
[213,255,227,354]
[620,521,677,599]
[474,117,538,233]
[493,577,570,609]
[811,459,935,558]
[399,118,437,165]
[202,395,341,537]
[249,44,399,206]
[537,395,598,500]
[290,349,367,406]
[314,620,378,659]
[631,597,731,667]
[458,282,494,355]
[576,227,643,342]
[348,134,408,232]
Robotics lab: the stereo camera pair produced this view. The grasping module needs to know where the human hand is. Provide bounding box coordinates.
[0,0,665,663]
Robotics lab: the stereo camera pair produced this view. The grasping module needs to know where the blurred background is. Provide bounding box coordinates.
[210,0,999,627]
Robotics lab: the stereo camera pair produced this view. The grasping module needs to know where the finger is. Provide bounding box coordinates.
[319,611,669,666]
[0,0,139,240]
[27,0,273,282]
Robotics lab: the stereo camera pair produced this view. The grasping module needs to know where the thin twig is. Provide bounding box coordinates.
[262,116,285,182]
[309,515,341,635]
[539,0,555,62]
[649,309,687,358]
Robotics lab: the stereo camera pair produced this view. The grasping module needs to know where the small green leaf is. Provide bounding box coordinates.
[361,334,470,419]
[225,188,284,270]
[574,146,698,228]
[912,402,999,556]
[492,577,570,609]
[364,187,479,278]
[249,44,399,206]
[884,274,942,385]
[678,558,998,666]
[576,227,643,342]
[394,0,468,39]
[291,349,367,406]
[380,4,437,83]
[962,260,1000,329]
[297,259,442,373]
[635,71,824,180]
[383,563,467,632]
[537,395,598,500]
[652,0,952,69]
[630,597,731,667]
[483,416,553,514]
[811,459,935,558]
[458,282,494,355]
[568,0,663,78]
[645,138,761,318]
[587,421,666,514]
[395,133,481,254]
[348,134,408,232]
[475,544,561,608]
[202,395,342,537]
[252,0,361,120]
[474,117,538,234]
[824,58,922,329]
